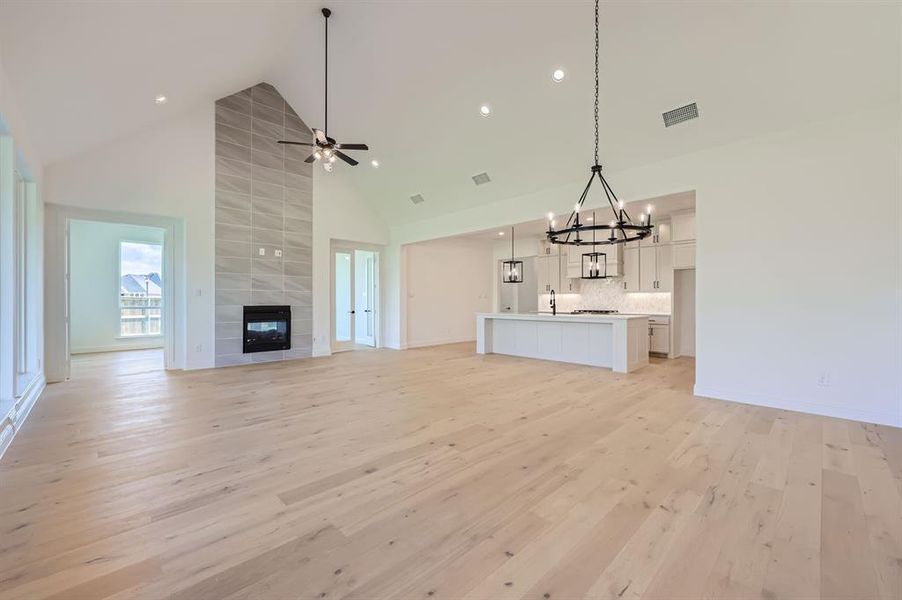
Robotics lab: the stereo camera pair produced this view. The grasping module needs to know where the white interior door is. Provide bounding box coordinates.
[332,249,355,352]
[354,250,376,347]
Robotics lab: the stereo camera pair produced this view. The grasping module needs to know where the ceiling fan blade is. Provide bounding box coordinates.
[334,150,358,166]
[277,140,315,146]
[304,154,317,163]
[336,143,369,151]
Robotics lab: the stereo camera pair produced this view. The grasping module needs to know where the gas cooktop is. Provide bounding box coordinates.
[570,309,619,315]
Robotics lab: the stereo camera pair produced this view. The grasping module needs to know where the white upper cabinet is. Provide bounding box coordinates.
[635,242,673,292]
[673,243,696,269]
[537,248,579,293]
[535,253,554,294]
[623,246,640,291]
[670,211,696,269]
[639,245,657,292]
[655,244,673,292]
[652,221,671,244]
[671,212,696,242]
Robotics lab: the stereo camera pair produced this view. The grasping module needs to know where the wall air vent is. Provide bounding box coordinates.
[472,172,491,186]
[410,194,425,205]
[662,102,699,127]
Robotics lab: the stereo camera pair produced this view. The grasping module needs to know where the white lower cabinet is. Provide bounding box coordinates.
[648,316,670,355]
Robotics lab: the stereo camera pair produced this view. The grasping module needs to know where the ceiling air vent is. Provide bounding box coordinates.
[410,194,425,205]
[472,172,491,186]
[662,102,699,127]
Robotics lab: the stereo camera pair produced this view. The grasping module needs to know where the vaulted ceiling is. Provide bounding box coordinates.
[1,1,898,224]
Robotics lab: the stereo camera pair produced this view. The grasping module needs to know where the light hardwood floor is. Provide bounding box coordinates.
[1,344,900,599]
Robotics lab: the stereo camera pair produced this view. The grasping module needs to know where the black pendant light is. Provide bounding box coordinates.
[581,211,607,279]
[546,0,653,247]
[502,227,523,284]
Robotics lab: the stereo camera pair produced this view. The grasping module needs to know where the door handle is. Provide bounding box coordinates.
[349,310,356,314]
[363,309,371,313]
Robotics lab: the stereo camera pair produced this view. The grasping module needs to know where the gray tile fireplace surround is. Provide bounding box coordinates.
[214,82,313,366]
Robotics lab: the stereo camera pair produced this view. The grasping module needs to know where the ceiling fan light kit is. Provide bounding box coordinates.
[546,0,653,248]
[277,7,369,170]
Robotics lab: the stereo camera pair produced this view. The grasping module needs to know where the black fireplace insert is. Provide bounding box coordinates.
[243,305,291,353]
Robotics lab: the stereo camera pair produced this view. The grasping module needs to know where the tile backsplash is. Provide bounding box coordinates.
[540,277,671,314]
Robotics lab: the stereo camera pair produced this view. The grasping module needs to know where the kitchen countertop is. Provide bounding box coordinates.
[478,312,648,323]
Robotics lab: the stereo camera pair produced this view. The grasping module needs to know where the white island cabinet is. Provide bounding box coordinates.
[476,313,649,373]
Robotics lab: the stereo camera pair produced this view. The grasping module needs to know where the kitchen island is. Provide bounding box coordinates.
[476,312,649,373]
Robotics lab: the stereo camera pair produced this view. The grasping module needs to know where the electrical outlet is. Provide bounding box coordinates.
[195,344,203,353]
[817,372,831,387]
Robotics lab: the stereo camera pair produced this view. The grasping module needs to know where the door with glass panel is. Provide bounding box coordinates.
[332,247,377,352]
[354,251,376,347]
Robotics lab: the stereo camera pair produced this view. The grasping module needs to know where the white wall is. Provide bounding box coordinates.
[45,105,215,369]
[311,173,389,355]
[69,220,165,354]
[405,237,493,348]
[384,103,902,427]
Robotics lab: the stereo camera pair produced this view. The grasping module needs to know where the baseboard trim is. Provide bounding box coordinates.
[405,337,475,349]
[72,341,164,354]
[693,384,901,428]
[0,374,46,461]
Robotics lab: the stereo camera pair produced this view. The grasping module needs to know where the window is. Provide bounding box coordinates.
[119,241,163,337]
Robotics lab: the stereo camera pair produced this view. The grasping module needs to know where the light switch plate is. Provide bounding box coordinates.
[275,249,282,257]
[258,248,265,256]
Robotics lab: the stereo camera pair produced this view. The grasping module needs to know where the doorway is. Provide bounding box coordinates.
[332,245,379,352]
[44,204,184,383]
[67,220,168,376]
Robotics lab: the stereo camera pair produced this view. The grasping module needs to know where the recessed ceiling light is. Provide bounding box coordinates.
[480,104,492,117]
[155,95,168,105]
[551,69,565,83]
[371,160,379,168]
[498,231,505,236]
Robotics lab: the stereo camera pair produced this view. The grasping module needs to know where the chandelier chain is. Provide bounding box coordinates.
[545,0,652,249]
[594,0,599,166]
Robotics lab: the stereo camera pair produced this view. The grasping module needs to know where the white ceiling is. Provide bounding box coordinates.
[1,1,898,225]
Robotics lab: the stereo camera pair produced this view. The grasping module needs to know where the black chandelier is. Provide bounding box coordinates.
[502,226,523,284]
[546,0,652,248]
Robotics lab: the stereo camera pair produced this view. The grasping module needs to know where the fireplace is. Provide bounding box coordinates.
[243,305,291,353]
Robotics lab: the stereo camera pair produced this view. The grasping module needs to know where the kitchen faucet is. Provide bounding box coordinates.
[550,289,556,316]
